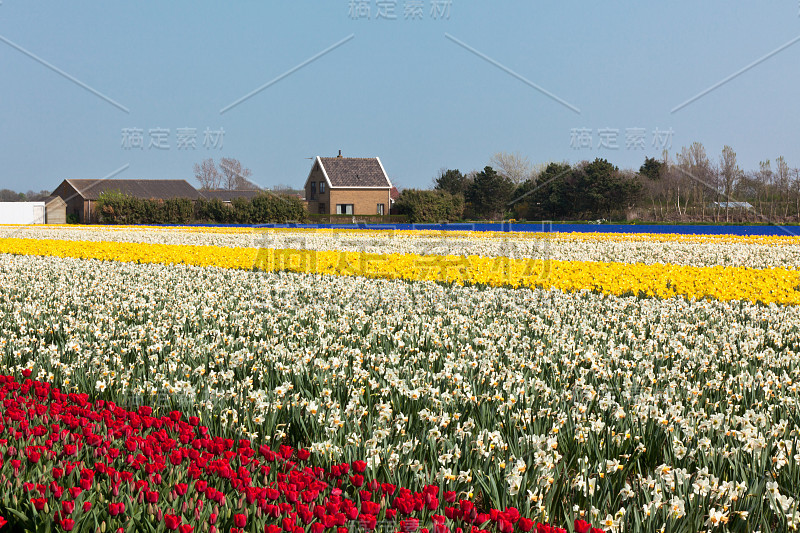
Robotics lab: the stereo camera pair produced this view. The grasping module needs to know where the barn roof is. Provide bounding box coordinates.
[62,179,201,200]
[315,157,391,188]
[201,189,263,202]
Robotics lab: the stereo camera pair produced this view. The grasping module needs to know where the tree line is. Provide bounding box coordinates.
[394,145,800,223]
[0,189,53,202]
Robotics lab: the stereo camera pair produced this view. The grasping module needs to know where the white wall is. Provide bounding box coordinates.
[0,202,46,224]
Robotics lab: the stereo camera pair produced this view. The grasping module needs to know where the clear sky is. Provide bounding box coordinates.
[1,1,799,192]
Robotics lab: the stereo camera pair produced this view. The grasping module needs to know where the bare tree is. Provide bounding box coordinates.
[219,157,255,190]
[718,145,740,222]
[193,158,222,190]
[676,142,713,219]
[757,160,773,217]
[776,156,790,213]
[490,151,533,185]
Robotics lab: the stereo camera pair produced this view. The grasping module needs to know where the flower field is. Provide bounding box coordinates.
[0,225,799,532]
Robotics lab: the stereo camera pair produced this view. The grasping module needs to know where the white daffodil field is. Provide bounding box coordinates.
[0,225,798,533]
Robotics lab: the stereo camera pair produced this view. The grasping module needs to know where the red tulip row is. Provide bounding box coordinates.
[0,373,605,533]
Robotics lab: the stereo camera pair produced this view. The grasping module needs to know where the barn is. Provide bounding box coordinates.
[51,179,200,223]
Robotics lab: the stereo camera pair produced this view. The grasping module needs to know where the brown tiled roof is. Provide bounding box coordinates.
[390,186,400,201]
[64,179,201,200]
[318,157,391,188]
[201,189,263,202]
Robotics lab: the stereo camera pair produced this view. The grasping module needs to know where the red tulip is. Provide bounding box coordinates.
[234,514,247,527]
[164,514,181,530]
[60,518,75,531]
[31,497,47,511]
[574,520,591,533]
[108,502,125,516]
[401,519,420,532]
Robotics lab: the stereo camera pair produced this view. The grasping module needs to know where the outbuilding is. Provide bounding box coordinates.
[44,196,67,224]
[0,202,46,224]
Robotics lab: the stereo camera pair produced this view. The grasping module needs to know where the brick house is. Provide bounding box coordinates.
[304,153,392,216]
[51,179,200,223]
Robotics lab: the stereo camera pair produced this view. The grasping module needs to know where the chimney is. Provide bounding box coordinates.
[337,150,342,158]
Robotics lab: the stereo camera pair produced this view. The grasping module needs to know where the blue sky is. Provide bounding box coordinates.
[1,1,799,192]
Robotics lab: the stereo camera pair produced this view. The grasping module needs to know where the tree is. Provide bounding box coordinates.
[433,168,469,196]
[638,157,665,181]
[573,158,640,218]
[489,152,533,185]
[675,142,714,218]
[219,157,255,190]
[193,158,222,190]
[394,189,464,223]
[718,146,741,222]
[510,162,574,220]
[466,166,515,220]
[776,156,790,203]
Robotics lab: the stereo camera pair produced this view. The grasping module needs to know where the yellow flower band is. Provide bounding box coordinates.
[1,237,799,305]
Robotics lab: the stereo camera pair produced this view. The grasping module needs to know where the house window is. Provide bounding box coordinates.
[318,203,326,214]
[377,203,385,215]
[310,182,316,199]
[336,204,353,215]
[319,182,325,194]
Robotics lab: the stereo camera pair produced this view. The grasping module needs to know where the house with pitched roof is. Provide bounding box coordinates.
[51,179,200,223]
[304,152,392,216]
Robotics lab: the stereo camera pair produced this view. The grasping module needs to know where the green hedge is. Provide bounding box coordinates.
[392,189,464,223]
[96,191,307,225]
